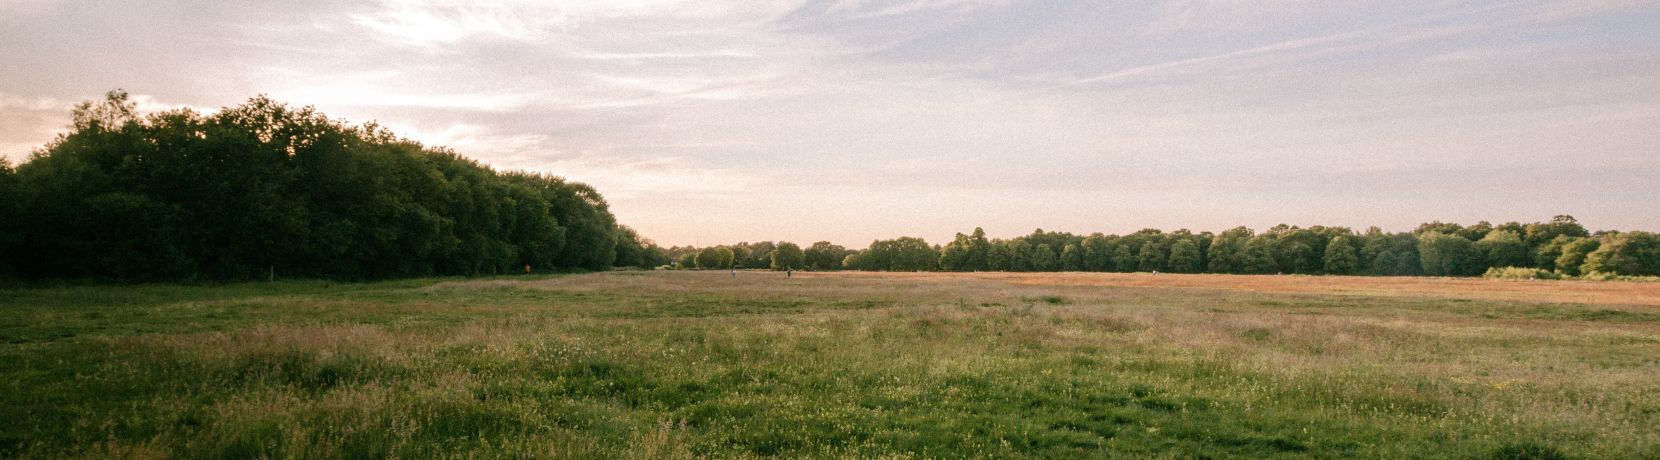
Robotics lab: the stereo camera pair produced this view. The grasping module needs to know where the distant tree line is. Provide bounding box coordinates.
[667,241,853,271]
[670,216,1659,278]
[0,91,671,281]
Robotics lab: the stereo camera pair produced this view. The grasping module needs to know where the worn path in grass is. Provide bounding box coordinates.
[2,271,1658,458]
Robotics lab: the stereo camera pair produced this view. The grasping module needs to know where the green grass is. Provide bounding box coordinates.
[2,271,1657,458]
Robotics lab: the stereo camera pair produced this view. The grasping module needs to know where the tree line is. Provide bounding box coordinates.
[665,241,853,271]
[0,91,670,281]
[669,216,1660,278]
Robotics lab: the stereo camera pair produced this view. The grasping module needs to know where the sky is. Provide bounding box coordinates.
[2,0,1658,248]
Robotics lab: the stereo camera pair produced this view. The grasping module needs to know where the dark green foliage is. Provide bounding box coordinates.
[1241,236,1278,274]
[612,226,669,269]
[1475,230,1530,270]
[696,247,735,269]
[1581,231,1660,276]
[771,242,804,270]
[4,91,638,280]
[1419,233,1480,277]
[734,241,775,269]
[1081,234,1114,272]
[1360,229,1420,276]
[1265,225,1349,274]
[1167,239,1201,273]
[786,218,1640,278]
[1006,239,1035,272]
[0,159,17,278]
[1136,241,1164,272]
[1060,243,1085,271]
[938,228,991,272]
[1206,227,1251,274]
[1523,216,1589,248]
[1322,237,1359,275]
[803,241,851,270]
[849,237,936,271]
[1032,244,1059,271]
[986,241,1012,271]
[1552,237,1599,277]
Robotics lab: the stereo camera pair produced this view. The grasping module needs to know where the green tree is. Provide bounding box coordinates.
[856,237,937,271]
[1523,215,1589,248]
[1553,237,1599,277]
[1206,227,1252,274]
[1060,243,1085,271]
[1008,240,1035,272]
[841,253,861,270]
[986,241,1012,271]
[1167,239,1201,273]
[696,246,735,269]
[1110,241,1138,272]
[1581,232,1660,276]
[1473,230,1529,269]
[1241,236,1277,274]
[1322,236,1359,275]
[1419,233,1478,276]
[1136,241,1164,272]
[771,242,805,270]
[1360,229,1419,275]
[5,91,642,280]
[0,158,17,277]
[938,227,991,271]
[1032,244,1058,271]
[737,241,776,269]
[1081,234,1114,271]
[1268,227,1323,274]
[804,241,850,270]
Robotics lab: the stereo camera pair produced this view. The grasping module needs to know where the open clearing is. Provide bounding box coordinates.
[2,271,1658,458]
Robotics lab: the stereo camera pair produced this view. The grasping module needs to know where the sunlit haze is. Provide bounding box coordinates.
[3,1,1657,247]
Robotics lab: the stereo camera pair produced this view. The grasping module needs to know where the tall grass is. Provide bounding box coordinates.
[1,271,1656,458]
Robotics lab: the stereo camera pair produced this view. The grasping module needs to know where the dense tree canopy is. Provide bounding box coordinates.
[771,242,804,270]
[848,237,938,271]
[668,215,1653,279]
[0,91,659,280]
[692,246,734,269]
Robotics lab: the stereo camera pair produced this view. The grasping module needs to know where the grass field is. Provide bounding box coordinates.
[2,271,1658,458]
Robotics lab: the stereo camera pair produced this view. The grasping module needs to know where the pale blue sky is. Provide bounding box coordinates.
[2,0,1657,247]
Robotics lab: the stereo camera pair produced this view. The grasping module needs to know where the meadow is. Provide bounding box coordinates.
[2,271,1657,458]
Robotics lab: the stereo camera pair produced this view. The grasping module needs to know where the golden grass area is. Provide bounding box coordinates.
[4,271,1658,458]
[796,271,1660,306]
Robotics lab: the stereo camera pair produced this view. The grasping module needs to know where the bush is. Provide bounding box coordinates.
[1482,267,1559,280]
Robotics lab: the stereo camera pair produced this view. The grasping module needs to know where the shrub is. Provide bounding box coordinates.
[1482,267,1559,280]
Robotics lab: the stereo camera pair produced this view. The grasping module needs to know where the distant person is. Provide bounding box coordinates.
[787,268,793,278]
[524,264,531,274]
